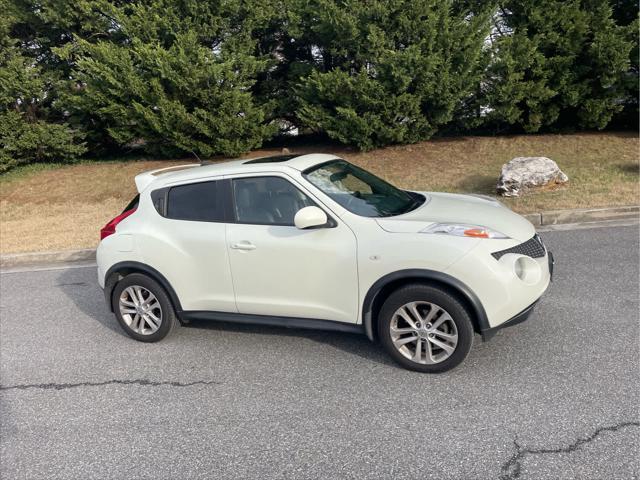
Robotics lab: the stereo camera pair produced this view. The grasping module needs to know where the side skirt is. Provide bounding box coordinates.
[181,311,365,336]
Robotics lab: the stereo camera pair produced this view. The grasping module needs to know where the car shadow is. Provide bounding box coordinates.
[182,318,395,367]
[55,267,123,335]
[56,267,394,367]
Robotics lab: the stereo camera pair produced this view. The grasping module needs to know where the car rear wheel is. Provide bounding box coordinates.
[378,284,473,373]
[112,273,177,342]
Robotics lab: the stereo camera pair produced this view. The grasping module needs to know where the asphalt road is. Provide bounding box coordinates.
[1,225,638,480]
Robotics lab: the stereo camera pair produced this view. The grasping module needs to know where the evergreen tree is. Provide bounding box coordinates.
[482,0,634,132]
[61,0,276,158]
[290,0,492,150]
[0,1,85,173]
[609,0,638,128]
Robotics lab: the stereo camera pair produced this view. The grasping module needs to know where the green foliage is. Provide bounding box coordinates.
[0,1,85,173]
[292,0,492,149]
[0,111,85,173]
[482,0,634,132]
[609,0,639,127]
[60,0,275,158]
[0,0,637,167]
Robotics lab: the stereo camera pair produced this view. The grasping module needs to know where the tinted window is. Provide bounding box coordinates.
[233,176,315,225]
[122,194,139,213]
[166,181,222,222]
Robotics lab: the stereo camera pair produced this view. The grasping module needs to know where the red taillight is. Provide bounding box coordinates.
[100,208,137,240]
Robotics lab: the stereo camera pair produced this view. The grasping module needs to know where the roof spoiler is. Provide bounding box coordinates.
[134,164,200,193]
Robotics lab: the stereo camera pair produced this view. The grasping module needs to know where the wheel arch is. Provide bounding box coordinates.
[104,261,183,314]
[362,269,489,341]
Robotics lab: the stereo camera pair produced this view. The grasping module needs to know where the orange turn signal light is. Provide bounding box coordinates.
[463,228,490,238]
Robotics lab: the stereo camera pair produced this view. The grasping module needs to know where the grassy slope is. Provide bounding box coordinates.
[1,132,638,253]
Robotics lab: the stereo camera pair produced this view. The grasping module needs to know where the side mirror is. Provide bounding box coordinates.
[294,206,328,230]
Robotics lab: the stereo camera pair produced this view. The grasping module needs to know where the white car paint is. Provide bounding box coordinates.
[97,153,551,337]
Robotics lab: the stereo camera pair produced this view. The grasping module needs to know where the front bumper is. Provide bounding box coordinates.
[480,299,538,341]
[480,249,554,341]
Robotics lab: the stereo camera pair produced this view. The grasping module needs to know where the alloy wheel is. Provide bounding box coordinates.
[118,285,163,335]
[389,301,458,364]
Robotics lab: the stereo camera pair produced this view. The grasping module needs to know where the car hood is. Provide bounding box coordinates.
[375,192,535,242]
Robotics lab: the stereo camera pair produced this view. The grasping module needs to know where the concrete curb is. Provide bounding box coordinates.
[521,205,638,227]
[0,248,96,269]
[1,205,638,269]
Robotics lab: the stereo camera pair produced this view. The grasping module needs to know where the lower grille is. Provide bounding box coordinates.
[492,234,546,260]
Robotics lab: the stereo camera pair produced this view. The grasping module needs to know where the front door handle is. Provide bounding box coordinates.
[230,241,256,251]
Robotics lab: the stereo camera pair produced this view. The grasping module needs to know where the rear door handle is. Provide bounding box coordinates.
[230,241,256,251]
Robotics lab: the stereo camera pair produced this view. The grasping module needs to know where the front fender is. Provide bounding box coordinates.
[361,269,489,341]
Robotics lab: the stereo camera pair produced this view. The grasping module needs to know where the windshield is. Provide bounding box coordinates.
[303,160,424,217]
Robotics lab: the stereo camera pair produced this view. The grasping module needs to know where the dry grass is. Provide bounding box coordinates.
[1,132,638,254]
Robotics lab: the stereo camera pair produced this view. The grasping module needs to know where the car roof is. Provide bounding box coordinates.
[134,153,341,192]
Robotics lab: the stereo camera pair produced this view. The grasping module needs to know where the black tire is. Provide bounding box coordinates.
[377,284,474,373]
[111,273,178,342]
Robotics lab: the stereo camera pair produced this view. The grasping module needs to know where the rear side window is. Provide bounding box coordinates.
[166,181,222,222]
[123,195,139,213]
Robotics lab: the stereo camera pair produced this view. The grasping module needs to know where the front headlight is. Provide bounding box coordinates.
[421,223,510,239]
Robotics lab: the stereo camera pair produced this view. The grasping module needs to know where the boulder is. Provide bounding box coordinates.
[496,157,569,197]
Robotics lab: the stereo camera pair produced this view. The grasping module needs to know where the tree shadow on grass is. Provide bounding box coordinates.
[617,162,639,175]
[457,174,498,195]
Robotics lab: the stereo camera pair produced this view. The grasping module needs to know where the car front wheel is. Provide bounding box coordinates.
[378,284,474,373]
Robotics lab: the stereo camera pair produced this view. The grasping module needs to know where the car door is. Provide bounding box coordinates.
[225,174,359,324]
[141,179,237,313]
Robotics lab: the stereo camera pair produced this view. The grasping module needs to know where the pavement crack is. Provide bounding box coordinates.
[0,379,221,392]
[500,421,640,480]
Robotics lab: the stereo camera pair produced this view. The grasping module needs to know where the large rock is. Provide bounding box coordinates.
[496,157,569,197]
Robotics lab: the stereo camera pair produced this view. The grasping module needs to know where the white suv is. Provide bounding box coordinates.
[97,154,553,372]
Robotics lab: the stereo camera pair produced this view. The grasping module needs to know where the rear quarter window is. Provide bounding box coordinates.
[165,181,223,222]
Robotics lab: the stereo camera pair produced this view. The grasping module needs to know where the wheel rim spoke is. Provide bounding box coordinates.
[424,338,435,364]
[395,307,418,329]
[390,326,415,334]
[430,313,449,331]
[413,339,422,361]
[428,336,455,354]
[142,315,155,330]
[433,330,457,342]
[393,335,418,348]
[125,287,138,306]
[134,286,146,305]
[132,314,141,332]
[146,301,160,311]
[423,305,439,323]
[407,302,424,324]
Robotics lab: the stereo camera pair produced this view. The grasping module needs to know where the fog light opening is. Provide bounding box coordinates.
[513,256,542,285]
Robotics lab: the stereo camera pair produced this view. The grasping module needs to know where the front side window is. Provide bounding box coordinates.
[232,176,315,226]
[166,181,222,222]
[303,160,424,217]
